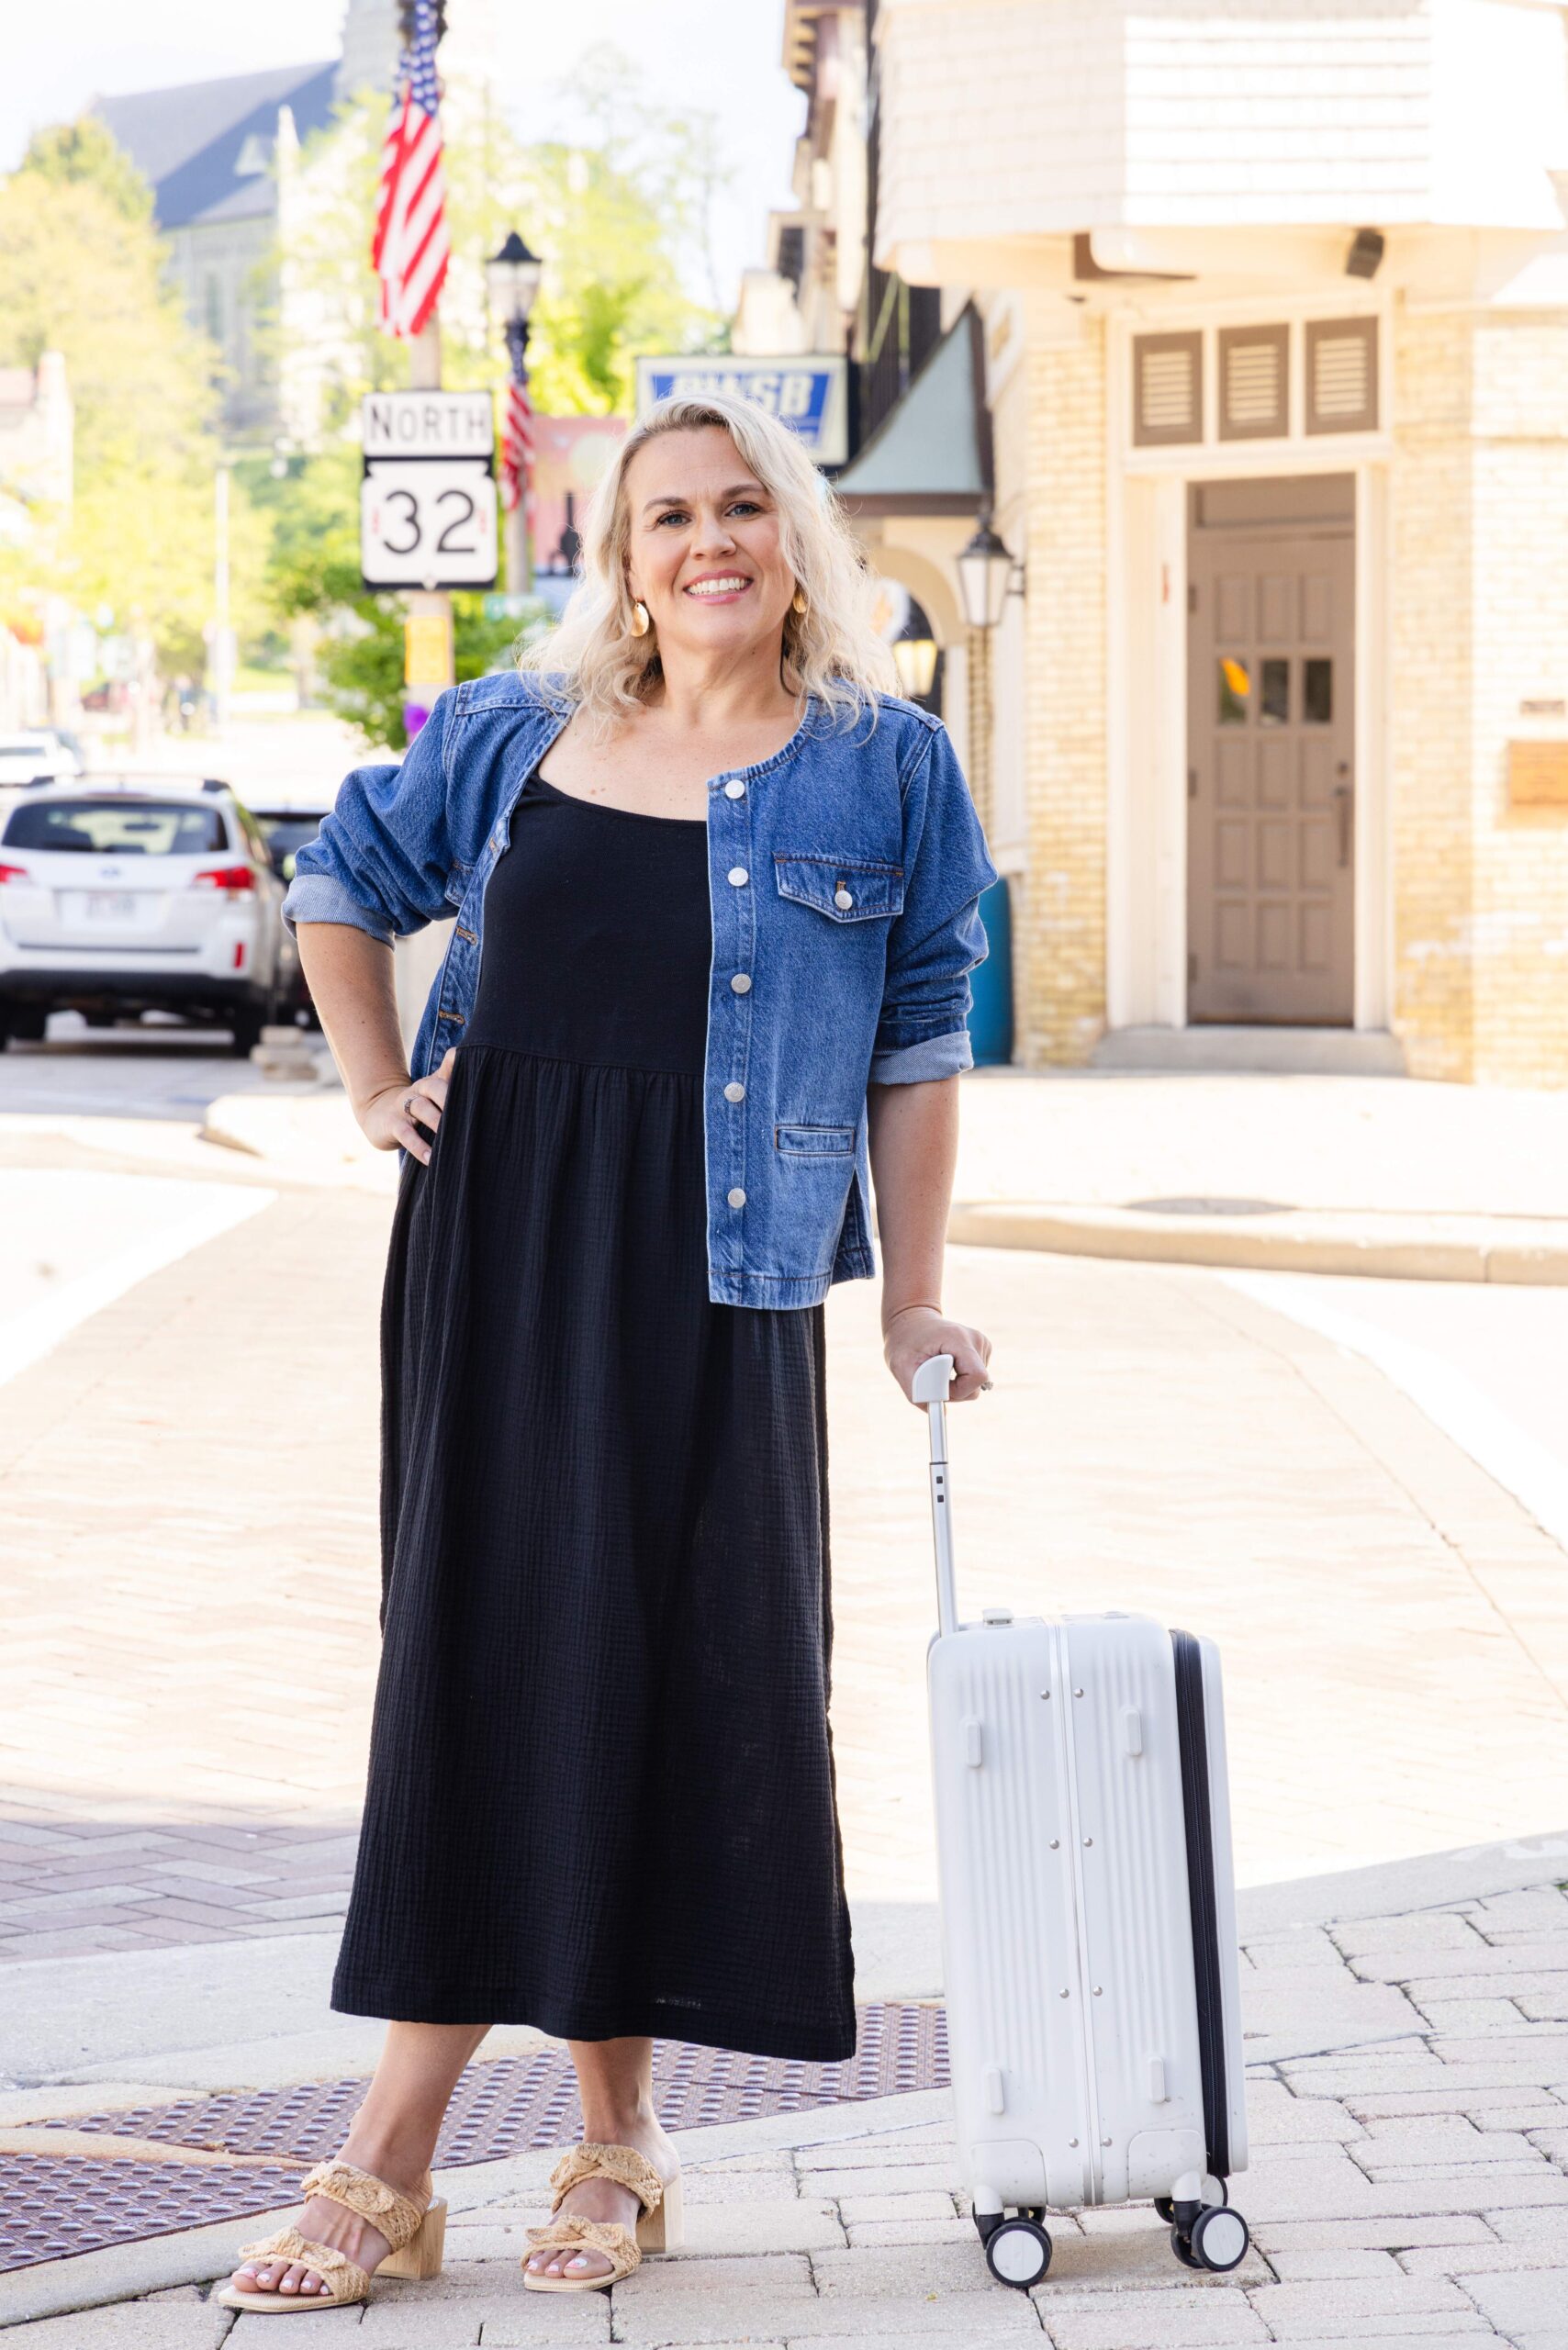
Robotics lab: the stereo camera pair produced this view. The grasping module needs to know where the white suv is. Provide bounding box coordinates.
[0,729,84,786]
[0,777,288,1054]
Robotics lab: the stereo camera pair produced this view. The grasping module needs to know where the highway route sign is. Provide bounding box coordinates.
[361,459,498,591]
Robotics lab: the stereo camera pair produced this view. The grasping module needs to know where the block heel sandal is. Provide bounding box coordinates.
[218,2158,446,2315]
[522,2141,682,2293]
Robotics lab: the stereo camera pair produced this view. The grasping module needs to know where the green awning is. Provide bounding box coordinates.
[835,307,990,515]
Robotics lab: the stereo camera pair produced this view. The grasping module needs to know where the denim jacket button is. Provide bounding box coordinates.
[727,866,749,886]
[730,972,752,994]
[723,1081,745,1102]
[834,887,854,909]
[723,778,746,800]
[727,1186,747,1209]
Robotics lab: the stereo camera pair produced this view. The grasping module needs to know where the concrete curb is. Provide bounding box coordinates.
[947,1199,1568,1283]
[197,1094,1568,1282]
[199,1091,394,1194]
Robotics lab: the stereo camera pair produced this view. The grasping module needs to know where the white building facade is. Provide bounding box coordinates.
[850,0,1568,1084]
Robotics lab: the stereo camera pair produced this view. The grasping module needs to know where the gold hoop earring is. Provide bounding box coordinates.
[630,599,651,638]
[791,588,808,616]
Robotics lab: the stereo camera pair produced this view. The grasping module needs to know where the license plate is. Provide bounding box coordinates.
[85,892,137,920]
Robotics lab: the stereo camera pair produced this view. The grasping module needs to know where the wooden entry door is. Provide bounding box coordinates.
[1187,494,1355,1024]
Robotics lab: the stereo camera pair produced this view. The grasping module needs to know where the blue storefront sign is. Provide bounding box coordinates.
[634,356,849,466]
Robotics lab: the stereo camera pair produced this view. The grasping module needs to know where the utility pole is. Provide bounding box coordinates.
[210,463,236,733]
[395,0,454,739]
[402,316,454,738]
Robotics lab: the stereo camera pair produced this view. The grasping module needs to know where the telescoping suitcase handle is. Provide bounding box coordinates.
[912,1352,958,1637]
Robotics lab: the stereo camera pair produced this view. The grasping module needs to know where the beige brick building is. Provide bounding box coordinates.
[767,0,1568,1085]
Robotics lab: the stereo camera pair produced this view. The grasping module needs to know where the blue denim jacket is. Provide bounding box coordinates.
[284,671,996,1307]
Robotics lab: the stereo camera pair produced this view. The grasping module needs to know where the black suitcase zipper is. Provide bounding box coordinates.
[1170,1628,1229,2179]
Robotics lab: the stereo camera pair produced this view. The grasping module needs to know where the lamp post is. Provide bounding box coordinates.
[955,507,1015,836]
[487,230,544,595]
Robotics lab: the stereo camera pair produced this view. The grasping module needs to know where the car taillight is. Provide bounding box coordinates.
[190,865,256,894]
[0,863,28,884]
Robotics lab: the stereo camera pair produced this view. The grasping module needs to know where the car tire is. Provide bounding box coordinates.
[229,1004,265,1057]
[0,1002,45,1047]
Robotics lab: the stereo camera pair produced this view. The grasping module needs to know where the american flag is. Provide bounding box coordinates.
[374,0,450,341]
[498,377,533,515]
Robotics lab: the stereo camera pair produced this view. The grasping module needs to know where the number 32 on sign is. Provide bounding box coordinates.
[361,459,498,590]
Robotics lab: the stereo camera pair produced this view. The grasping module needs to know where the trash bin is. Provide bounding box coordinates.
[967,877,1014,1067]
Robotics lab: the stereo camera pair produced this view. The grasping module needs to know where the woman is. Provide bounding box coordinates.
[221,391,995,2316]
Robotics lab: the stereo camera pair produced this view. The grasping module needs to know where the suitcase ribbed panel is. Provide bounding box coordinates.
[928,1623,1090,2210]
[1062,1617,1207,2204]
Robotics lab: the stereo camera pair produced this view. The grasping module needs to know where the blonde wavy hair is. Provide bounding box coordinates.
[519,390,896,737]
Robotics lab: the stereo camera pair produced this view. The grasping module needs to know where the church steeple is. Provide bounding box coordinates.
[336,0,398,104]
[335,0,498,106]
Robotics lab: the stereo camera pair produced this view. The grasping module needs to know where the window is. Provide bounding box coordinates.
[1306,319,1378,435]
[1260,658,1289,725]
[1303,659,1333,724]
[1217,657,1251,724]
[205,273,224,344]
[1133,332,1202,447]
[3,800,228,855]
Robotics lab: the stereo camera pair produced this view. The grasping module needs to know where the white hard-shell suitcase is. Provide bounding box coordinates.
[913,1355,1250,2290]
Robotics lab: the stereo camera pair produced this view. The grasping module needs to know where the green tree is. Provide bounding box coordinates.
[263,443,546,750]
[278,59,722,435]
[21,115,154,224]
[0,151,268,669]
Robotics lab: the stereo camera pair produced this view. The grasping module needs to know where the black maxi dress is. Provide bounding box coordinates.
[330,771,858,2064]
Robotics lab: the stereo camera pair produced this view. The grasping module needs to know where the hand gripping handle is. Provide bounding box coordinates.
[912,1353,958,1636]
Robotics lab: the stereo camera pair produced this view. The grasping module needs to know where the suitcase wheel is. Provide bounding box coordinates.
[1173,2203,1250,2275]
[984,2215,1052,2289]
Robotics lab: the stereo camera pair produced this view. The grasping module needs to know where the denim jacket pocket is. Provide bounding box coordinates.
[774,854,905,922]
[775,1123,857,1157]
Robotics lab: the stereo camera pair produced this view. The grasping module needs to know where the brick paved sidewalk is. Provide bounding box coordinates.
[4,1873,1565,2346]
[4,1169,1568,1970]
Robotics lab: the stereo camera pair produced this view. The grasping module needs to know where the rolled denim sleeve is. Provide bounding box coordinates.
[282,689,458,943]
[870,720,998,1084]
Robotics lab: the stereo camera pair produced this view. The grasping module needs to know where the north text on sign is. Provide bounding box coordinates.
[363,391,495,459]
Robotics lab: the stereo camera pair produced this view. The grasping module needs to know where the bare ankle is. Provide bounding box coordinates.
[580,2099,658,2145]
[338,2122,435,2197]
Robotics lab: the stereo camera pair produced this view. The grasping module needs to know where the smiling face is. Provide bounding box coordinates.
[623,425,798,668]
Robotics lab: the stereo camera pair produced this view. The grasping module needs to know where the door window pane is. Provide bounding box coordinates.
[1304,657,1333,723]
[1260,657,1289,726]
[1217,656,1251,725]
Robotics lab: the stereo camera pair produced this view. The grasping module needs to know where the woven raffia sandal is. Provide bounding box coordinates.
[216,2157,447,2315]
[521,2140,683,2294]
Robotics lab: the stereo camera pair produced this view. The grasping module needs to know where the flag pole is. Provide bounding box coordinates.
[398,5,453,738]
[404,316,452,738]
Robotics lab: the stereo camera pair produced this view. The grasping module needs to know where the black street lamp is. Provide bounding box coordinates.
[487,230,544,592]
[486,230,544,373]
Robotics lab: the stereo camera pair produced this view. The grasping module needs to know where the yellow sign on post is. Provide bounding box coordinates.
[404,610,454,688]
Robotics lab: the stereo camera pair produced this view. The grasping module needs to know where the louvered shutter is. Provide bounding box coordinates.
[1305,319,1378,435]
[1218,324,1289,441]
[1133,331,1203,447]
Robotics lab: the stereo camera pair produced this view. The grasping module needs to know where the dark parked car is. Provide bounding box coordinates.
[249,805,328,1024]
